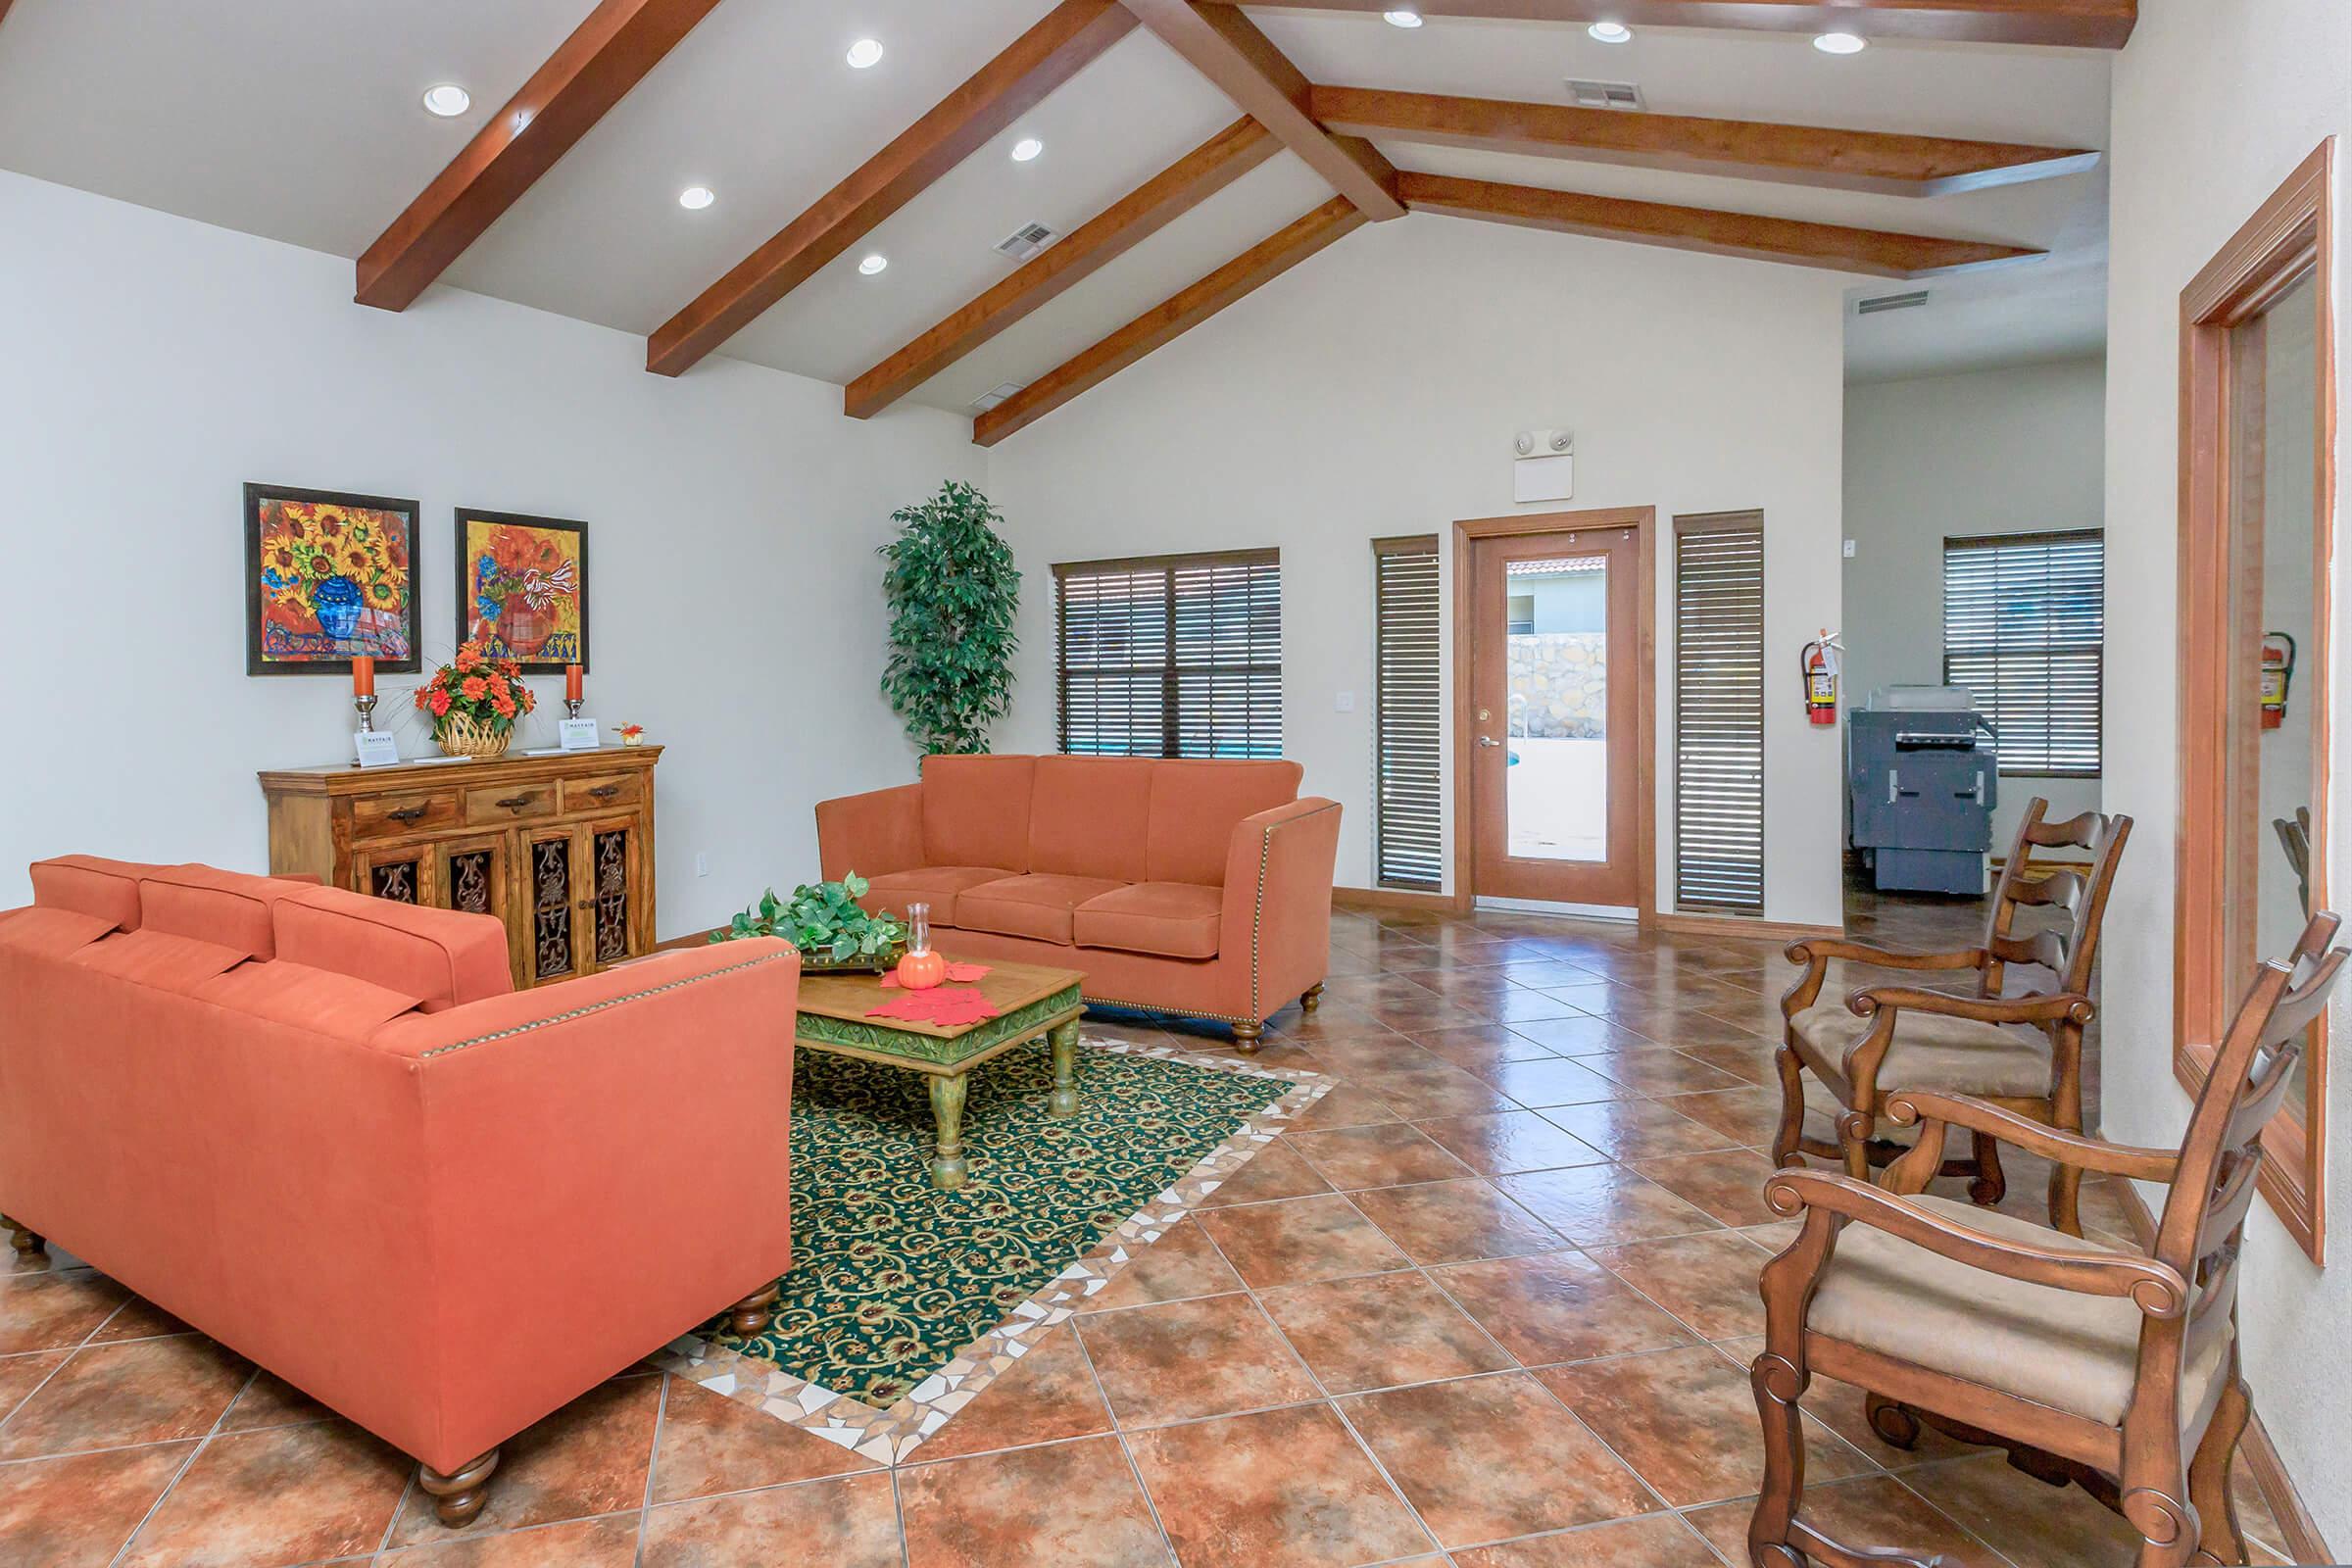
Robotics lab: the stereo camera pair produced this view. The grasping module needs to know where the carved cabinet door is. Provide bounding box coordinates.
[515,825,587,987]
[580,813,647,972]
[431,835,511,924]
[353,846,428,906]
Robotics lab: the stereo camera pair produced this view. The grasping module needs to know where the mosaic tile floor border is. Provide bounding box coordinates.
[652,1034,1330,1465]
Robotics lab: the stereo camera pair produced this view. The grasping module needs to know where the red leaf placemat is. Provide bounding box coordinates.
[880,961,992,989]
[866,987,999,1027]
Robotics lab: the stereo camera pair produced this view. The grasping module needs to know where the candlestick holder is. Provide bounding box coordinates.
[564,698,583,719]
[354,694,379,733]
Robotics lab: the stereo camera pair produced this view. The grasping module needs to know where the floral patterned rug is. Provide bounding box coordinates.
[702,1038,1293,1405]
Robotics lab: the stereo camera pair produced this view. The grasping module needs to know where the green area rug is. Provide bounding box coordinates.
[704,1039,1292,1405]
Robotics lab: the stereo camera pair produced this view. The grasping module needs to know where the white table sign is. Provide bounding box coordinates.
[354,730,401,768]
[558,717,602,752]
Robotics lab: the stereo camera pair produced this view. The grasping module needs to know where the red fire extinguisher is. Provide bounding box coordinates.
[1801,630,1842,727]
[2262,632,2296,730]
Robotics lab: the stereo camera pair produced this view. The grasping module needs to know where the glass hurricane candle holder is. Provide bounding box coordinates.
[895,903,946,990]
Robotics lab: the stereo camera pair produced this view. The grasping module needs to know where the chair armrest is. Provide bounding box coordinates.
[814,781,924,882]
[1780,939,1985,1019]
[1884,1091,2180,1185]
[1220,798,1343,1021]
[1838,987,2091,1097]
[1763,1168,2188,1320]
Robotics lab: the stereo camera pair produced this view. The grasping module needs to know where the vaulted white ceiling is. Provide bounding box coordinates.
[0,0,2112,417]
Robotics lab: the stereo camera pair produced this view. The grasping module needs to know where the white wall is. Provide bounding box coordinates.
[2103,0,2352,1540]
[1842,358,2106,851]
[0,171,984,933]
[986,214,1849,928]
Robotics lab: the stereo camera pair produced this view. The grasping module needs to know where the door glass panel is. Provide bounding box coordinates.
[368,858,419,904]
[446,849,494,916]
[531,835,574,982]
[1504,554,1609,862]
[2231,268,2322,1123]
[593,829,630,964]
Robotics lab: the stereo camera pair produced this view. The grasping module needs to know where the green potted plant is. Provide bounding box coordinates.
[879,481,1020,755]
[712,874,908,972]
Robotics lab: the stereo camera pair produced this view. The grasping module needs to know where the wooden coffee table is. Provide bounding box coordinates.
[792,958,1087,1191]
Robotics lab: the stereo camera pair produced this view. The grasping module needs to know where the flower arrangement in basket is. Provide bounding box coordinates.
[414,641,536,758]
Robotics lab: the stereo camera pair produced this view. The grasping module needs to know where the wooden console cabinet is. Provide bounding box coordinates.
[258,746,662,990]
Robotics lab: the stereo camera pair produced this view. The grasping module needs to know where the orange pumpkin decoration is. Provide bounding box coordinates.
[895,948,947,991]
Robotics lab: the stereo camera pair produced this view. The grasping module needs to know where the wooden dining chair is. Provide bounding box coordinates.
[1748,910,2343,1568]
[1775,798,2133,1235]
[2272,807,2311,917]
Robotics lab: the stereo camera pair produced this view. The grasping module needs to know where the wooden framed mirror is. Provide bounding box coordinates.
[2175,139,2336,1261]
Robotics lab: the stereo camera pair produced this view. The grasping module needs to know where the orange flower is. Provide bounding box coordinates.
[460,675,488,702]
[488,673,510,699]
[430,689,451,717]
[493,696,516,718]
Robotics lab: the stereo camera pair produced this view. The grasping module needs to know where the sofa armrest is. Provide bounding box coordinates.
[368,941,801,1469]
[1220,798,1343,1021]
[815,781,925,882]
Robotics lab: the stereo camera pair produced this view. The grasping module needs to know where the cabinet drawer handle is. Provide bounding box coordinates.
[496,794,536,812]
[387,805,430,824]
[589,784,621,800]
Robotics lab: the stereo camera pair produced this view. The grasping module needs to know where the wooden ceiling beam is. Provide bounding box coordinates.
[1117,0,1404,220]
[647,0,1138,378]
[1398,172,2039,276]
[974,196,1365,445]
[1220,0,2135,49]
[1308,85,2098,196]
[847,118,1278,419]
[356,0,722,312]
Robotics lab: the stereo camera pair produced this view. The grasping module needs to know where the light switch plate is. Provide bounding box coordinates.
[1842,538,1857,559]
[1335,691,1355,712]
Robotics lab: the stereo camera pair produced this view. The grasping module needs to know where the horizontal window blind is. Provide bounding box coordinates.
[1675,514,1765,915]
[1942,530,2104,777]
[1054,550,1281,759]
[1373,536,1442,889]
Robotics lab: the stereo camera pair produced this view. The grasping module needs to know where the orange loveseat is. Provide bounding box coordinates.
[817,756,1341,1049]
[0,855,799,1527]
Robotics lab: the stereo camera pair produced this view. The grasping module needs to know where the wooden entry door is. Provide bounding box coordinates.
[1464,516,1645,909]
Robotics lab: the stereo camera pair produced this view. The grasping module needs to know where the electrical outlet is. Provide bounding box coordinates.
[1335,691,1356,713]
[1841,539,1858,559]
[695,853,710,878]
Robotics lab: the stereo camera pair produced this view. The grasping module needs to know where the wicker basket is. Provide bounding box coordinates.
[435,712,512,759]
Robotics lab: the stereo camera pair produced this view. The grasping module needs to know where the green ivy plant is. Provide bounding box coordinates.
[712,874,908,968]
[879,481,1021,755]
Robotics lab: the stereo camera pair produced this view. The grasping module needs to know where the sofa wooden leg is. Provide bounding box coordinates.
[728,1282,779,1338]
[0,1215,43,1257]
[1231,1019,1264,1054]
[418,1449,500,1528]
[1299,983,1324,1013]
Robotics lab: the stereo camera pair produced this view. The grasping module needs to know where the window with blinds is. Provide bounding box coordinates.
[1054,550,1281,759]
[1674,514,1766,915]
[1942,531,2104,777]
[1373,536,1442,889]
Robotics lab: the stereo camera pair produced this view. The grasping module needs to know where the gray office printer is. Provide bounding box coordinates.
[1847,686,1998,895]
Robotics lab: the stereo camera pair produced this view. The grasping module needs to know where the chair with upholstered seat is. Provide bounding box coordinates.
[1775,798,2132,1234]
[1748,910,2343,1568]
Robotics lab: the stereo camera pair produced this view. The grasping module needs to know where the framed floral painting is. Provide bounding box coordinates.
[243,483,421,675]
[455,509,589,673]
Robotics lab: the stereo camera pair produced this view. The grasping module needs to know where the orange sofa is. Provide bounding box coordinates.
[0,855,799,1527]
[817,756,1341,1049]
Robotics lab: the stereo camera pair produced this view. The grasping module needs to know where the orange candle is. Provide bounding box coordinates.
[351,656,374,697]
[565,663,583,703]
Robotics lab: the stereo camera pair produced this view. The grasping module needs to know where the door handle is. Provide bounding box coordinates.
[387,805,429,824]
[496,794,536,812]
[1478,736,1501,749]
[588,784,621,800]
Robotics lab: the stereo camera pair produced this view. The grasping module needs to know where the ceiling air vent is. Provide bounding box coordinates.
[995,221,1057,263]
[1564,78,1643,111]
[1856,289,1933,316]
[971,382,1026,413]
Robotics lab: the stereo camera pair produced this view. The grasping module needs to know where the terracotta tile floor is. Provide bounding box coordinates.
[0,898,2305,1566]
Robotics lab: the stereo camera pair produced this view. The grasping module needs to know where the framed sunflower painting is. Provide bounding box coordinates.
[455,509,589,673]
[243,483,421,675]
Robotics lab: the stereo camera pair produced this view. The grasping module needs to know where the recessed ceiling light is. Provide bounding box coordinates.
[858,254,889,275]
[1010,136,1044,163]
[1588,21,1632,43]
[846,37,885,69]
[1813,29,1866,53]
[678,185,715,210]
[421,83,471,118]
[1382,10,1424,27]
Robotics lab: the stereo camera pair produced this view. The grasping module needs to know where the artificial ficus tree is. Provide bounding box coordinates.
[878,481,1021,755]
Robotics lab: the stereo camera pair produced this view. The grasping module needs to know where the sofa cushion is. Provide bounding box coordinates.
[859,867,1016,928]
[191,960,425,1039]
[920,756,1036,874]
[1029,756,1154,882]
[72,931,254,991]
[0,906,119,958]
[1074,882,1222,960]
[957,874,1128,946]
[1145,761,1303,886]
[139,865,311,960]
[274,887,514,1012]
[28,855,164,933]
